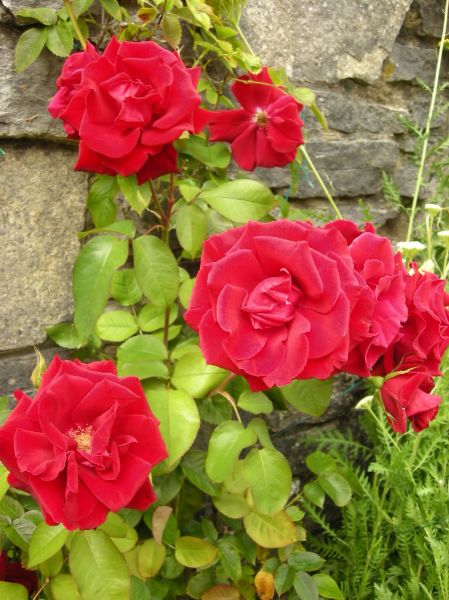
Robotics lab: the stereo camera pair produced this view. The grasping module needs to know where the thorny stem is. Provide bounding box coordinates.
[63,0,87,49]
[300,146,343,219]
[406,0,449,241]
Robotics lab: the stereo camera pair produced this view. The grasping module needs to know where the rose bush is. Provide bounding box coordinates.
[185,219,371,390]
[208,66,304,170]
[0,356,167,530]
[48,37,207,183]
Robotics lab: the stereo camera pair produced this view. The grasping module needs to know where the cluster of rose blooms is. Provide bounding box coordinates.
[186,219,449,434]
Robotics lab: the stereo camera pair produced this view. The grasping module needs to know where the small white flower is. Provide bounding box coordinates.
[355,395,373,411]
[397,241,425,259]
[425,203,443,215]
[419,259,435,273]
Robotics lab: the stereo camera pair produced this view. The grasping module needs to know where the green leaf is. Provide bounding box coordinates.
[87,175,118,227]
[152,469,184,505]
[206,421,257,483]
[117,334,168,379]
[0,397,11,427]
[247,417,274,449]
[217,539,241,583]
[0,465,9,501]
[46,322,82,349]
[138,303,178,333]
[172,347,228,398]
[212,492,249,519]
[28,522,68,567]
[238,390,273,414]
[199,179,274,223]
[99,513,138,553]
[162,14,182,48]
[176,135,231,169]
[78,220,136,240]
[175,203,207,257]
[202,586,240,600]
[148,388,200,467]
[46,20,73,57]
[15,27,48,72]
[16,8,57,25]
[117,175,151,215]
[175,536,217,568]
[50,574,82,600]
[311,102,328,131]
[275,564,295,595]
[179,277,195,309]
[0,582,28,600]
[151,506,173,545]
[243,448,292,515]
[243,510,296,548]
[305,452,336,476]
[281,378,333,417]
[130,577,151,600]
[187,570,215,599]
[293,572,319,600]
[303,482,325,508]
[99,0,122,19]
[73,235,128,343]
[138,539,166,578]
[179,183,202,203]
[312,573,344,600]
[70,530,130,600]
[290,87,315,107]
[95,310,138,342]
[223,460,247,494]
[133,236,179,307]
[181,450,220,496]
[318,472,352,507]
[288,552,325,572]
[111,269,143,306]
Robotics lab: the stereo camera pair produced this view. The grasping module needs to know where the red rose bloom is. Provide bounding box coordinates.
[0,552,38,595]
[380,370,441,433]
[184,220,366,390]
[0,357,167,530]
[379,267,449,376]
[48,37,207,183]
[208,67,304,170]
[48,41,99,137]
[326,220,408,376]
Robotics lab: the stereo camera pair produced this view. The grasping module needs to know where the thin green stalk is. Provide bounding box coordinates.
[63,0,87,49]
[301,146,342,219]
[406,0,449,241]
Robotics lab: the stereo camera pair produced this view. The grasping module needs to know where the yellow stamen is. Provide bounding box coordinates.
[69,425,94,453]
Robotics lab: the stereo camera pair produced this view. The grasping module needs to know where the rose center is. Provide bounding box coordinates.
[254,110,269,127]
[69,425,94,453]
[242,272,300,329]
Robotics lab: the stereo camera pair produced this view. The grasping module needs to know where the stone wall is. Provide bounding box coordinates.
[0,0,447,396]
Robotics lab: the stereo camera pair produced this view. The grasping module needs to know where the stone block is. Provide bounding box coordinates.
[0,142,87,351]
[0,28,65,139]
[242,0,413,84]
[416,0,445,37]
[385,43,441,84]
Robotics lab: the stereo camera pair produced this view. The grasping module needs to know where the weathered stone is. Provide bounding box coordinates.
[0,27,65,139]
[385,43,440,84]
[242,0,413,84]
[255,139,400,198]
[305,91,407,134]
[416,0,445,37]
[0,142,87,351]
[0,346,70,397]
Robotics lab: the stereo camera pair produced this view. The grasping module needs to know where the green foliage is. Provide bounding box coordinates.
[305,367,449,599]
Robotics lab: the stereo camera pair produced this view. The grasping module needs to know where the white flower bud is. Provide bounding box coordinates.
[425,203,443,216]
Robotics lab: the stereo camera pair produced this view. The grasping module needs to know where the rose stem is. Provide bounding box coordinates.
[406,0,449,242]
[300,146,343,219]
[64,0,87,49]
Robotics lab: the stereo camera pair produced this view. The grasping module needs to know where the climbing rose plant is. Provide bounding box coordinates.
[1,2,449,599]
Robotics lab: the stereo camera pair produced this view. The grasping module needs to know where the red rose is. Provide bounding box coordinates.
[48,37,208,183]
[208,67,304,170]
[0,357,167,530]
[379,267,449,376]
[380,370,441,433]
[0,552,38,595]
[184,220,366,390]
[326,220,408,376]
[48,41,99,137]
